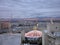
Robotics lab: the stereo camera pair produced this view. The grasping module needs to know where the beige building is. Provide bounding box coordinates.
[43,23,60,45]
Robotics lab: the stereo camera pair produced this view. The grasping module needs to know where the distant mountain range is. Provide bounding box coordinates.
[0,17,60,22]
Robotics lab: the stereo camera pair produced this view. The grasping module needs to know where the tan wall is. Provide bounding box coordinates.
[47,23,60,32]
[1,22,11,29]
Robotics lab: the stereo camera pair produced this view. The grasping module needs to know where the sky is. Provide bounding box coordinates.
[0,0,60,18]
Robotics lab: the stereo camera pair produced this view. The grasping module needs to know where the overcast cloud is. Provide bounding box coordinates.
[0,0,60,18]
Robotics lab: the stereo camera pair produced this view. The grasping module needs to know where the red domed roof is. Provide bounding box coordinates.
[25,30,42,38]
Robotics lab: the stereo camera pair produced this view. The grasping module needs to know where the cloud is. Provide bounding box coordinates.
[0,0,60,18]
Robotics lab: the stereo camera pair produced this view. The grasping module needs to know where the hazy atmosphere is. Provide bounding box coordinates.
[0,0,60,18]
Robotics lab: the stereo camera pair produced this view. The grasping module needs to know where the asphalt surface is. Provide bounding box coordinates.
[0,33,21,45]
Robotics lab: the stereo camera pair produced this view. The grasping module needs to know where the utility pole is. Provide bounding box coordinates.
[9,12,12,34]
[50,18,54,24]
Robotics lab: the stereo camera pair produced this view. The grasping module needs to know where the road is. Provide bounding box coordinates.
[0,33,21,45]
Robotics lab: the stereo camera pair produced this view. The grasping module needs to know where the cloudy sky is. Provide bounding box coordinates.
[0,0,60,18]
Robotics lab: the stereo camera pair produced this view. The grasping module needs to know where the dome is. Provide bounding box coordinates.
[25,30,42,38]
